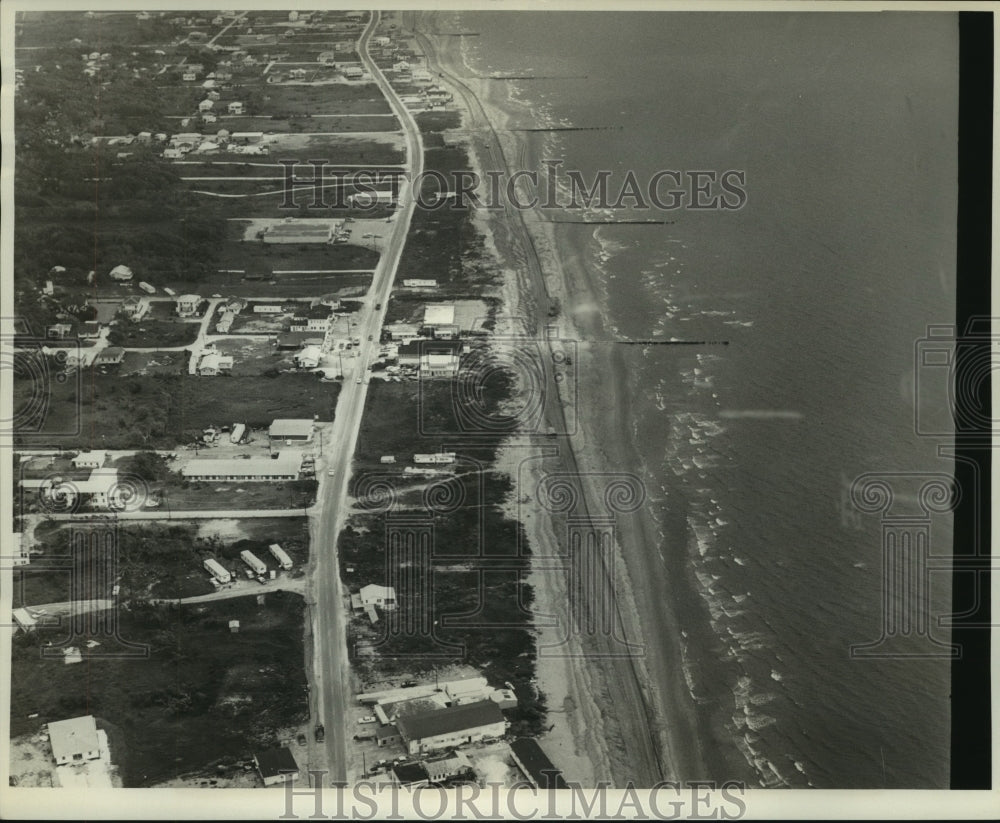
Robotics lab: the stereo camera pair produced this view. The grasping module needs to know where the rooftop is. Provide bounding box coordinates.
[48,715,99,761]
[396,700,504,742]
[392,762,429,785]
[182,452,301,478]
[254,746,298,779]
[509,738,569,790]
[268,419,314,439]
[423,304,455,326]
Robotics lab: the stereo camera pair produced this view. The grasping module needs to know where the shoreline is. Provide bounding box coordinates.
[418,12,716,787]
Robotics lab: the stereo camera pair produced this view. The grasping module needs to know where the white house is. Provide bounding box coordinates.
[48,716,101,765]
[228,101,244,115]
[360,584,397,610]
[198,99,214,112]
[108,264,133,281]
[294,345,322,369]
[71,450,106,469]
[175,294,202,317]
[197,353,234,376]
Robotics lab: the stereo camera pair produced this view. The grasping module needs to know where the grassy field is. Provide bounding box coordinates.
[14,372,340,450]
[9,591,308,786]
[203,115,400,134]
[216,240,379,274]
[107,319,201,349]
[161,478,317,512]
[257,83,392,116]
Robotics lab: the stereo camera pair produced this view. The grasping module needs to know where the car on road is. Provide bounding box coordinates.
[297,733,307,746]
[356,376,363,384]
[367,334,373,341]
[328,469,336,476]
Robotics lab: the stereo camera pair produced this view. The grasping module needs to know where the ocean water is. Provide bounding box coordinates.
[451,11,958,788]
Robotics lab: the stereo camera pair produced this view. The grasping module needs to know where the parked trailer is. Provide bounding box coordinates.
[138,281,156,294]
[269,543,293,570]
[203,558,231,584]
[230,423,246,444]
[240,550,267,576]
[413,452,456,464]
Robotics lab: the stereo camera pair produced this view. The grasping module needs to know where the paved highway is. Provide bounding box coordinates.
[309,10,424,786]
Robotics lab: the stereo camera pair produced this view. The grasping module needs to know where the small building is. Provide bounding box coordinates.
[384,323,420,342]
[12,608,38,633]
[204,558,231,584]
[228,620,240,633]
[390,762,429,789]
[47,323,72,340]
[375,724,401,748]
[403,279,437,289]
[196,353,234,376]
[207,90,221,101]
[359,583,397,610]
[294,346,322,369]
[424,751,473,783]
[348,190,394,207]
[276,332,324,350]
[253,302,284,314]
[431,324,460,340]
[228,101,244,115]
[231,131,265,145]
[71,450,106,469]
[108,264,133,281]
[48,715,101,765]
[254,747,299,787]
[261,221,337,245]
[94,347,125,366]
[342,65,363,80]
[182,71,197,82]
[175,294,202,317]
[268,419,314,443]
[379,456,396,464]
[423,304,455,328]
[396,701,508,756]
[509,738,569,790]
[269,544,293,570]
[490,688,518,710]
[413,452,457,465]
[119,295,148,321]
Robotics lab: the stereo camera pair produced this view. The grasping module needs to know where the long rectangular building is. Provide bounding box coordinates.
[181,452,301,482]
[396,700,507,755]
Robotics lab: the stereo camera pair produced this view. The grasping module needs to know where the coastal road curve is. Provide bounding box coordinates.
[308,9,425,786]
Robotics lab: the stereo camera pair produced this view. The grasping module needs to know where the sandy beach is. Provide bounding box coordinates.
[411,11,722,788]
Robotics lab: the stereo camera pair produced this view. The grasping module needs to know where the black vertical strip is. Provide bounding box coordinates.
[952,10,992,791]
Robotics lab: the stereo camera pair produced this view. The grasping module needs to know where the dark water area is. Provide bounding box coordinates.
[457,10,958,788]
